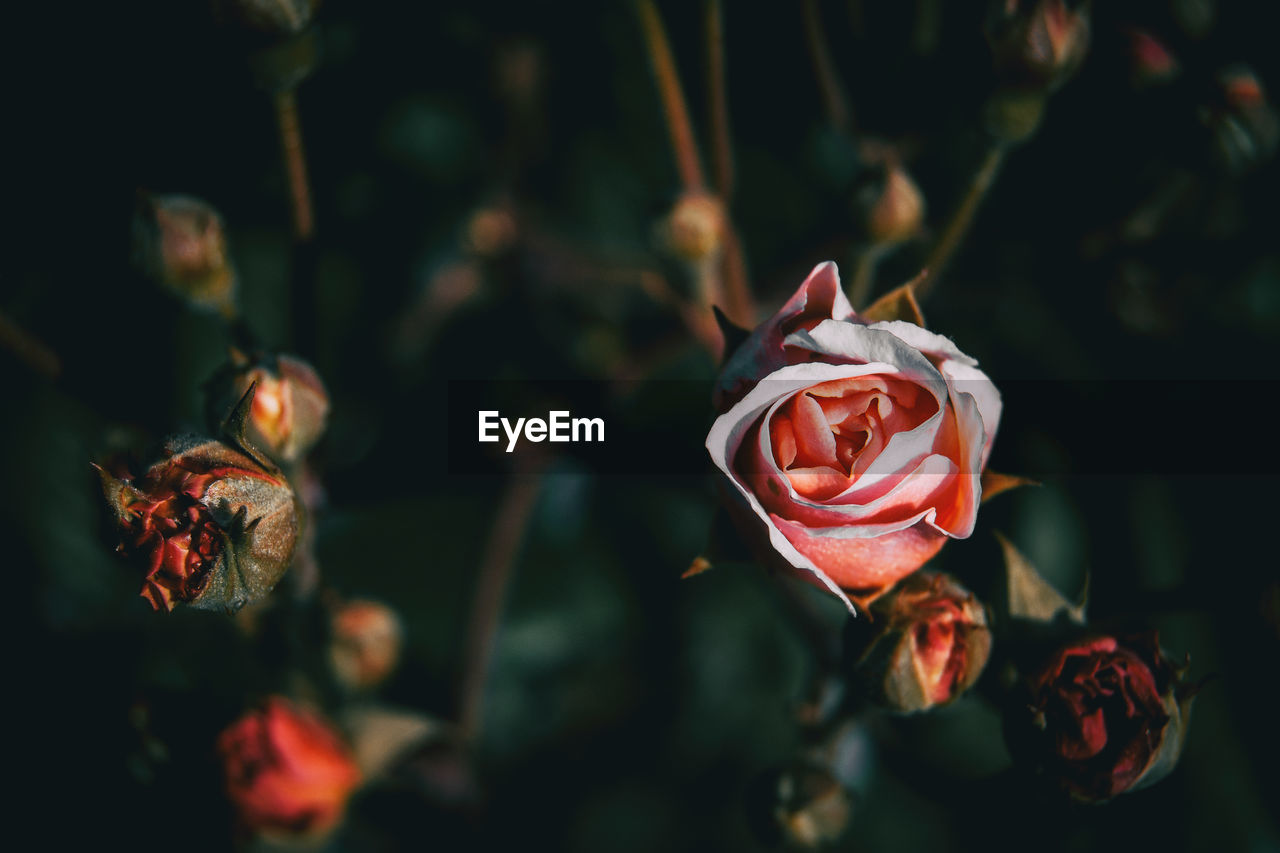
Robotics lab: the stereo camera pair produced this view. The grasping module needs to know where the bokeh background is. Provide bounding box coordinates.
[6,0,1279,850]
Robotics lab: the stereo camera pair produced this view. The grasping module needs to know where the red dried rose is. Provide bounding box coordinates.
[98,419,299,612]
[208,352,330,463]
[1006,633,1193,802]
[218,697,361,837]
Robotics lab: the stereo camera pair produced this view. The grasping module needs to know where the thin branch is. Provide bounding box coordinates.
[635,0,706,191]
[274,89,315,241]
[706,0,734,201]
[848,245,882,311]
[0,310,61,380]
[459,465,544,741]
[803,0,853,133]
[918,144,1006,300]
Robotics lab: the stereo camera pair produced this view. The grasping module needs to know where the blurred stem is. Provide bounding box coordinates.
[848,245,883,310]
[919,143,1005,300]
[803,0,853,133]
[459,466,544,742]
[0,310,60,380]
[275,89,314,241]
[706,0,733,201]
[719,223,755,328]
[635,0,706,191]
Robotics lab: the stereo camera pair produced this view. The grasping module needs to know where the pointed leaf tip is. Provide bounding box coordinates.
[996,532,1085,625]
[682,556,714,579]
[861,275,926,326]
[981,470,1039,504]
[712,305,751,364]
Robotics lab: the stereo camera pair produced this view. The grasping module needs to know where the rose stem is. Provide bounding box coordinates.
[802,0,853,134]
[459,465,544,742]
[917,144,1005,301]
[635,0,706,192]
[274,87,319,357]
[848,245,882,311]
[705,0,756,328]
[0,310,60,380]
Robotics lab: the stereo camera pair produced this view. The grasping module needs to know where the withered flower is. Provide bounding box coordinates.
[98,388,299,613]
[329,599,404,691]
[845,571,992,712]
[1004,633,1195,802]
[219,697,361,837]
[132,193,237,318]
[986,0,1091,92]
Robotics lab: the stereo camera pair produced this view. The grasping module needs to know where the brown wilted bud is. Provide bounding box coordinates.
[747,763,852,849]
[97,390,299,613]
[207,352,329,463]
[329,599,404,690]
[853,158,925,247]
[661,192,724,263]
[986,0,1090,92]
[218,697,361,838]
[845,571,992,713]
[1003,632,1196,802]
[1200,65,1279,176]
[132,193,237,318]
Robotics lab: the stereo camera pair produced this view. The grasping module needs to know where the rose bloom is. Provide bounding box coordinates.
[846,571,992,712]
[218,698,361,837]
[707,262,1001,610]
[1006,634,1190,802]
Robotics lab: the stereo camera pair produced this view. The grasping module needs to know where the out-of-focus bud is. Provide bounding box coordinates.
[213,0,316,38]
[1200,65,1279,176]
[132,193,237,318]
[853,156,925,247]
[660,192,725,263]
[1004,633,1196,802]
[986,0,1090,92]
[844,571,992,713]
[1126,30,1179,89]
[207,352,330,463]
[1171,0,1215,39]
[218,697,361,838]
[329,599,404,691]
[464,204,520,258]
[97,390,299,613]
[983,87,1047,144]
[747,762,852,849]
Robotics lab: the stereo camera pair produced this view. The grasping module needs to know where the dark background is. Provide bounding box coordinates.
[5,0,1279,850]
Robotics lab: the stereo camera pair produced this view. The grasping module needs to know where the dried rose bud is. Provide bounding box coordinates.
[853,158,925,247]
[98,394,299,612]
[132,193,237,318]
[218,697,361,838]
[845,571,992,713]
[1004,633,1195,802]
[986,0,1090,92]
[661,192,725,263]
[329,599,404,690]
[1200,65,1279,175]
[208,352,329,463]
[747,762,852,849]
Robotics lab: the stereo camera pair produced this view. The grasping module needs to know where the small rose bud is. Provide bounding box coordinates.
[747,762,852,849]
[661,192,725,263]
[213,0,316,38]
[97,398,299,613]
[1200,65,1279,176]
[208,352,330,463]
[1126,30,1179,89]
[1004,633,1195,802]
[218,697,361,838]
[132,193,237,318]
[329,599,404,691]
[986,0,1090,92]
[464,204,520,258]
[853,157,925,247]
[845,571,993,713]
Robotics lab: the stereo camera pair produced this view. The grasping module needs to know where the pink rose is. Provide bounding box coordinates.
[706,262,1001,611]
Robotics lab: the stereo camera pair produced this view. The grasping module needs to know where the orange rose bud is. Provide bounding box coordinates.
[1004,633,1195,802]
[661,192,725,263]
[854,158,925,247]
[97,416,299,613]
[218,697,361,837]
[132,193,237,318]
[986,0,1090,92]
[209,352,330,463]
[845,571,992,712]
[1201,65,1279,175]
[329,599,404,690]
